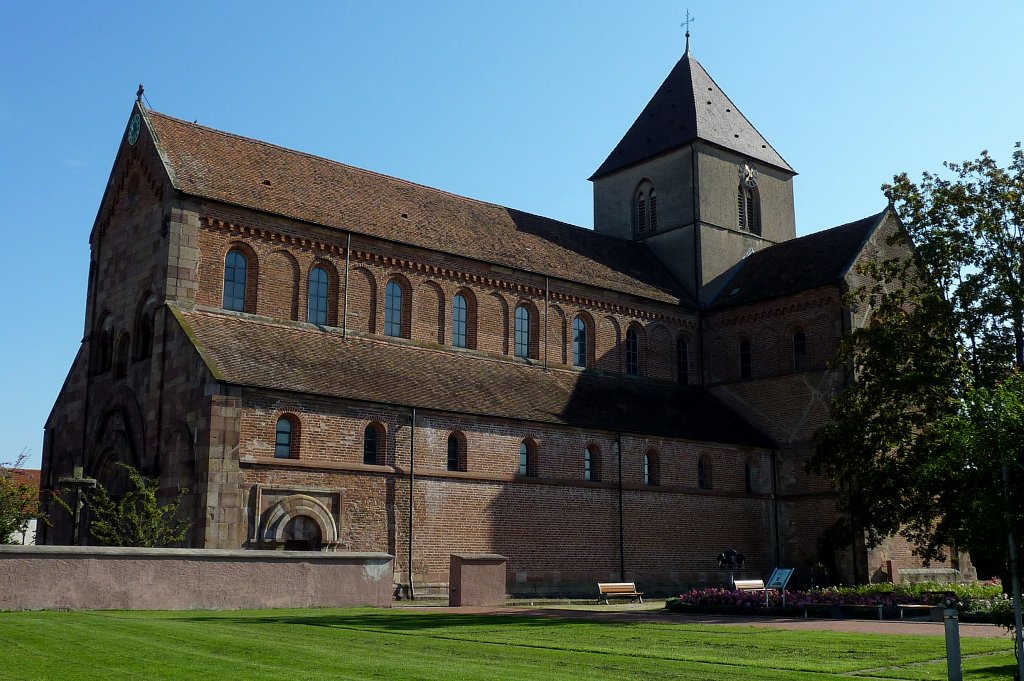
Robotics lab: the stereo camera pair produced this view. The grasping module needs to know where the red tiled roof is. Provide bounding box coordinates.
[144,109,687,306]
[173,306,770,447]
[3,469,40,501]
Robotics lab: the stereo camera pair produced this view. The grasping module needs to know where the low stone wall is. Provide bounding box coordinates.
[449,554,506,606]
[0,546,394,611]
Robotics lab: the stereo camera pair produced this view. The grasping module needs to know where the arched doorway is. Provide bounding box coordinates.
[258,493,340,551]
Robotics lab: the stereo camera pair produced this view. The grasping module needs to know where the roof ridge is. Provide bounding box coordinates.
[147,109,631,246]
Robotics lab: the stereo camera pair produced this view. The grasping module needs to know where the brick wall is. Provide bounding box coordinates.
[231,388,774,593]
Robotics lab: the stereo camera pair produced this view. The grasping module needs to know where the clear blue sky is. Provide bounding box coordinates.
[2,1,1022,469]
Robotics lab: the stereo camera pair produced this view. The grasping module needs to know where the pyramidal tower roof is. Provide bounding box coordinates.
[591,49,794,180]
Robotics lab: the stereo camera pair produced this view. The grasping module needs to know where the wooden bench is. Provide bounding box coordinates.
[734,579,767,593]
[735,578,776,607]
[597,582,643,604]
[897,592,955,621]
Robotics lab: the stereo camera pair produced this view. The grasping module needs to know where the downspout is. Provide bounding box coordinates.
[343,232,351,339]
[770,447,781,567]
[617,431,625,581]
[543,277,549,370]
[408,407,416,600]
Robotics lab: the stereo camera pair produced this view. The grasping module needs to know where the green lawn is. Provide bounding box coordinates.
[0,608,1015,680]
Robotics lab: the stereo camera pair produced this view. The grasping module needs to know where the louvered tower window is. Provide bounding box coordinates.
[634,181,657,237]
[649,189,658,231]
[737,184,762,236]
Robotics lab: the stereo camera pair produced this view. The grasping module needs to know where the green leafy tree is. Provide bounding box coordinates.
[810,143,1024,673]
[76,464,191,548]
[0,449,41,544]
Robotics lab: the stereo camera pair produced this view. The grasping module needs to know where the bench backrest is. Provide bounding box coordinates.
[598,582,638,593]
[734,579,766,590]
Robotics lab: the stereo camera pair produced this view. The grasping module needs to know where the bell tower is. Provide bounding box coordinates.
[590,45,797,303]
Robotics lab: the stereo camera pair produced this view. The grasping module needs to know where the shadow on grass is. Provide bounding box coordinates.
[970,661,1017,676]
[170,610,624,632]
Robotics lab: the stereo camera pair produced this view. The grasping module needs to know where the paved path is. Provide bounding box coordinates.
[402,604,1011,639]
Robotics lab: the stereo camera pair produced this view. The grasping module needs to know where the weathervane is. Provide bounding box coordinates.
[681,9,695,52]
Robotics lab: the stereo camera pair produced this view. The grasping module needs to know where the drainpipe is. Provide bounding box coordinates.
[408,407,416,600]
[343,232,351,339]
[543,277,549,370]
[770,447,781,567]
[617,431,625,581]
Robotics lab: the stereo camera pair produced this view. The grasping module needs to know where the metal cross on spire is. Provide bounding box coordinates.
[681,9,695,52]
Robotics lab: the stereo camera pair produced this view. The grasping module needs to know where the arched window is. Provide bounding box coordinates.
[737,184,761,236]
[134,311,152,361]
[676,337,689,384]
[519,440,536,477]
[363,424,381,465]
[133,297,154,361]
[275,416,297,459]
[307,266,330,325]
[113,332,131,380]
[572,316,588,368]
[92,317,114,376]
[634,180,657,237]
[385,280,404,338]
[514,305,532,359]
[739,337,751,379]
[698,457,712,489]
[452,294,468,348]
[793,329,807,371]
[626,327,640,377]
[584,446,599,482]
[223,249,249,312]
[643,451,659,486]
[446,432,466,472]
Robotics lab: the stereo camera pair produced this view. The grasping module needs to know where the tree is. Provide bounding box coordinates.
[810,143,1024,674]
[0,449,41,544]
[56,463,191,548]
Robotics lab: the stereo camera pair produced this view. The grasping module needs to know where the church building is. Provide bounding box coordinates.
[41,43,966,594]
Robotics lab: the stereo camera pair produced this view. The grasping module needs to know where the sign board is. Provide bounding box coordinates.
[766,567,794,591]
[765,567,795,607]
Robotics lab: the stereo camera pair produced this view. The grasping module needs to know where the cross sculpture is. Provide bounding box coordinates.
[58,466,97,546]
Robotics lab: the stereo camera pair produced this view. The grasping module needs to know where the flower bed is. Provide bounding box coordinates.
[665,581,1010,625]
